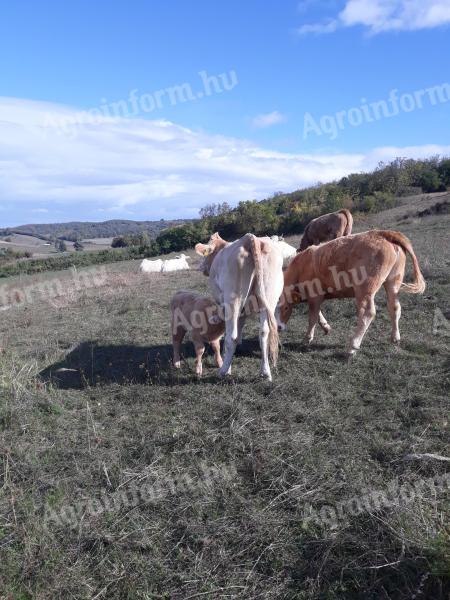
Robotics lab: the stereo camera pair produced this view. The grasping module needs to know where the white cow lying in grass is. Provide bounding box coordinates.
[161,254,190,272]
[140,258,163,273]
[140,254,191,274]
[270,235,297,260]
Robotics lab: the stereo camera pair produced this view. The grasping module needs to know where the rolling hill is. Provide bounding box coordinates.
[0,218,192,242]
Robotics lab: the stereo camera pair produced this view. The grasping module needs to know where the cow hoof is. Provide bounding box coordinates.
[323,325,331,335]
[260,373,273,382]
[218,367,231,378]
[173,361,181,369]
[347,348,357,361]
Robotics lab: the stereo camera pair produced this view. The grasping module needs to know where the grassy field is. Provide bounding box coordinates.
[0,233,66,257]
[0,233,116,258]
[0,203,449,599]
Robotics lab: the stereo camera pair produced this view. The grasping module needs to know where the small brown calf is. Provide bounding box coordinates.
[170,290,224,376]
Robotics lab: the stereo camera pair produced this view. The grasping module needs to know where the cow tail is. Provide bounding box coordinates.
[247,234,279,366]
[377,230,426,294]
[339,209,353,236]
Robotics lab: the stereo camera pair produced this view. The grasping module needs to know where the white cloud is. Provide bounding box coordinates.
[297,19,339,35]
[251,110,287,128]
[0,96,449,225]
[298,0,450,35]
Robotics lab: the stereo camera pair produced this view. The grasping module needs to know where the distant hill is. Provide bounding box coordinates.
[0,218,192,242]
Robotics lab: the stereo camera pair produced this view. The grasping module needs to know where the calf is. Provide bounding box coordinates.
[279,230,425,355]
[299,209,353,251]
[170,290,224,376]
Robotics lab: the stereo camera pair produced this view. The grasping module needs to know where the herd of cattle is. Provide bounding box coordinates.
[139,237,297,274]
[140,209,426,381]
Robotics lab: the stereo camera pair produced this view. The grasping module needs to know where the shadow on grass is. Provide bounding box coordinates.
[39,338,263,389]
[39,341,175,388]
[281,341,342,353]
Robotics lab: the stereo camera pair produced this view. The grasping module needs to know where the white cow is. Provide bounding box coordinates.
[195,232,283,381]
[270,235,297,260]
[161,254,190,272]
[140,258,163,273]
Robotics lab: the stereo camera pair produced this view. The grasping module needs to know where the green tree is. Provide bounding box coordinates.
[417,170,444,193]
[111,236,128,248]
[438,159,450,187]
[55,239,67,252]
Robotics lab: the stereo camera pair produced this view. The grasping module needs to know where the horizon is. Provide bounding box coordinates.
[1,0,450,226]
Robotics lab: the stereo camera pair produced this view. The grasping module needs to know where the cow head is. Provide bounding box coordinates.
[195,232,227,276]
[276,284,302,329]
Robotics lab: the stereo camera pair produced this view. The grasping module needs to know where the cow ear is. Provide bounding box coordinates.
[195,243,209,256]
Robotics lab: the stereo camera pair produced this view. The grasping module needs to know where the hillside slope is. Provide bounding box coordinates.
[0,218,192,242]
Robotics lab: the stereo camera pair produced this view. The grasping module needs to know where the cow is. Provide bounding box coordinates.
[278,230,425,356]
[270,235,297,260]
[195,232,284,381]
[299,208,353,251]
[140,258,163,273]
[161,254,190,272]
[170,290,224,376]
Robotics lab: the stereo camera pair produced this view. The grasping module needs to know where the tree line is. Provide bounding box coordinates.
[112,156,450,253]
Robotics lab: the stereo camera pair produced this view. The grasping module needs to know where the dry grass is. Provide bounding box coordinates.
[0,206,449,599]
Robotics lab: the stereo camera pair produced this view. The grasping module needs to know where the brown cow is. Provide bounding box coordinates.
[278,230,426,355]
[299,208,353,251]
[171,290,224,376]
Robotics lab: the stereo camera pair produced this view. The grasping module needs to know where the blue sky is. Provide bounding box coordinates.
[1,0,449,226]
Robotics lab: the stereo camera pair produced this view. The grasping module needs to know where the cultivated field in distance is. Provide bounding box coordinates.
[0,199,449,599]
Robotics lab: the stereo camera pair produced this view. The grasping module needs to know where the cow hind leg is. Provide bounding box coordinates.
[219,333,238,377]
[349,294,376,356]
[259,310,272,381]
[384,253,405,345]
[384,281,402,344]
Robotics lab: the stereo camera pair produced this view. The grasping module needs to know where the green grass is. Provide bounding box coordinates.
[0,210,449,599]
